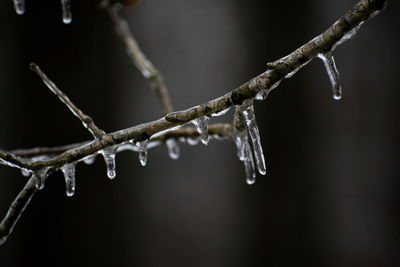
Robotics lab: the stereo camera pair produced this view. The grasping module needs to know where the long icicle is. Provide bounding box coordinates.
[318,52,342,100]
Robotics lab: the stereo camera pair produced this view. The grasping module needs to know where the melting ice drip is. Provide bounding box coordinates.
[101,147,117,179]
[233,103,266,184]
[137,140,148,166]
[192,116,210,145]
[318,52,342,100]
[12,0,25,15]
[61,163,76,197]
[60,0,72,24]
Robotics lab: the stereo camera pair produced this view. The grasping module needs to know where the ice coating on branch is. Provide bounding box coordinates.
[13,0,25,15]
[192,116,210,145]
[242,105,266,175]
[137,140,148,166]
[211,107,230,117]
[82,154,96,165]
[318,52,342,100]
[21,168,31,177]
[166,139,180,160]
[333,22,364,50]
[60,0,72,24]
[33,167,51,190]
[101,147,116,179]
[61,163,76,197]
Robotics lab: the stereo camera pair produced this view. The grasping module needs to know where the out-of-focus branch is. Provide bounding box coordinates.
[103,2,174,114]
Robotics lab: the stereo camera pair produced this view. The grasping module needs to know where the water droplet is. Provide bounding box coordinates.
[166,139,180,160]
[61,163,76,197]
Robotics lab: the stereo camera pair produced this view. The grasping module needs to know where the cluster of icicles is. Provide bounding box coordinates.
[12,0,72,24]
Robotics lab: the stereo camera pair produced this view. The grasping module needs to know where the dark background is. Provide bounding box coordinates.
[0,0,399,266]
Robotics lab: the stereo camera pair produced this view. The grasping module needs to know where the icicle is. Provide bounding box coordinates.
[233,108,256,185]
[318,52,342,100]
[242,105,266,175]
[101,147,116,179]
[192,116,210,145]
[243,142,256,185]
[137,140,148,166]
[33,167,51,190]
[61,163,76,197]
[20,168,31,177]
[166,139,179,160]
[60,0,72,24]
[83,154,96,165]
[13,0,25,15]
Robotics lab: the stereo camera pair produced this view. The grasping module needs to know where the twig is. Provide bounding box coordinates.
[30,63,105,138]
[103,3,174,114]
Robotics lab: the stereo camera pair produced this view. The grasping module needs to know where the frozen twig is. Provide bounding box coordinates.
[0,0,387,245]
[30,63,105,138]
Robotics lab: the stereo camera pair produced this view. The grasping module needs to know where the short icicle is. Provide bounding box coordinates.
[242,105,267,175]
[13,0,25,15]
[166,139,180,160]
[137,140,149,166]
[192,116,210,145]
[61,163,76,197]
[33,167,51,190]
[60,0,72,24]
[318,52,342,100]
[101,147,116,179]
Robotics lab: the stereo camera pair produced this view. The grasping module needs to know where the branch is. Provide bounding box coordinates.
[0,0,387,245]
[103,2,174,114]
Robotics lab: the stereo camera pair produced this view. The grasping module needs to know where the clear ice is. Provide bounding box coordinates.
[13,0,25,15]
[242,105,266,175]
[318,52,342,100]
[60,0,72,24]
[233,108,257,185]
[166,139,180,160]
[101,147,116,179]
[192,116,210,145]
[61,163,76,197]
[137,140,148,166]
[33,167,50,190]
[82,154,96,165]
[21,168,31,177]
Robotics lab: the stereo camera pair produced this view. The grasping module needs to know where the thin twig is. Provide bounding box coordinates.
[0,176,37,245]
[30,63,106,138]
[104,4,174,114]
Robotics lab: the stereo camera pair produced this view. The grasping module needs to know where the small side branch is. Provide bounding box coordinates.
[103,4,173,114]
[30,63,105,138]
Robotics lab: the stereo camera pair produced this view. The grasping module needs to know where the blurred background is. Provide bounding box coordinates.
[0,0,399,266]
